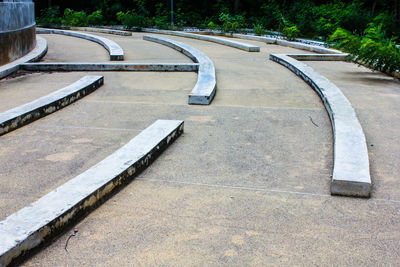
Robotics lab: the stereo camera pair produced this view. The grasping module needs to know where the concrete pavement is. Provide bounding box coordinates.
[0,31,399,265]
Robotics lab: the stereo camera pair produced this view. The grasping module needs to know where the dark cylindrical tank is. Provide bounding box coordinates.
[0,0,36,66]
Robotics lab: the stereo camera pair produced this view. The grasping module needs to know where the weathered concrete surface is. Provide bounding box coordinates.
[144,35,216,104]
[0,75,103,136]
[0,72,196,221]
[0,36,47,79]
[37,28,124,60]
[306,61,400,200]
[0,120,183,267]
[145,29,260,52]
[270,54,371,197]
[20,62,198,72]
[1,34,399,266]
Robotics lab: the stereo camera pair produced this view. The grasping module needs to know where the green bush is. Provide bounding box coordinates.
[151,3,169,28]
[61,8,88,27]
[117,10,148,29]
[282,25,299,40]
[253,24,265,36]
[330,25,400,74]
[258,0,281,30]
[87,10,105,26]
[219,12,244,33]
[37,6,61,26]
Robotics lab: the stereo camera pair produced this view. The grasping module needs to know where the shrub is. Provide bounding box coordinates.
[37,6,61,26]
[87,10,104,26]
[61,8,88,27]
[330,25,400,74]
[219,12,244,33]
[117,10,148,29]
[253,24,265,36]
[282,25,299,40]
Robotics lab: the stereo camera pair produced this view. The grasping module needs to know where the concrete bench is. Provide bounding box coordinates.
[0,119,183,266]
[0,75,103,136]
[37,28,124,61]
[144,35,217,105]
[0,36,48,79]
[20,62,199,72]
[144,29,260,52]
[270,53,371,198]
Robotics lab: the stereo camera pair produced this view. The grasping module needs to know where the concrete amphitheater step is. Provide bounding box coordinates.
[20,62,199,72]
[144,29,260,52]
[36,28,124,61]
[0,75,103,136]
[270,53,371,197]
[0,119,183,267]
[144,35,217,105]
[0,36,48,79]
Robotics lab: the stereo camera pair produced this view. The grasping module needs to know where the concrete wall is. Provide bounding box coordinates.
[0,0,36,66]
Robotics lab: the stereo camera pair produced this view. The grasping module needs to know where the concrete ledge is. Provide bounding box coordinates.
[69,27,132,36]
[20,62,199,72]
[144,35,217,105]
[229,33,342,54]
[286,54,349,61]
[144,29,260,52]
[36,28,124,61]
[0,36,47,79]
[270,53,371,197]
[0,119,184,267]
[0,75,103,136]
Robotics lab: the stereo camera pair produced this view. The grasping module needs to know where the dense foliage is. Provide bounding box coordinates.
[37,0,400,74]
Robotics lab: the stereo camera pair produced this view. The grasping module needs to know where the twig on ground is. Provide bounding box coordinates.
[65,228,79,252]
[309,116,319,127]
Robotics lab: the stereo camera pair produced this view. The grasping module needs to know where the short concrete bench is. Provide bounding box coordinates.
[0,119,183,267]
[270,53,371,198]
[36,28,124,61]
[0,75,103,136]
[20,62,199,72]
[144,29,260,52]
[0,36,48,79]
[144,35,217,105]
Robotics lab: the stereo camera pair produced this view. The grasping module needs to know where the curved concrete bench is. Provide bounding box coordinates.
[230,33,342,54]
[69,27,132,36]
[0,36,48,79]
[144,29,260,52]
[20,62,199,72]
[0,75,103,136]
[0,119,183,267]
[36,28,124,60]
[144,35,216,105]
[270,53,371,198]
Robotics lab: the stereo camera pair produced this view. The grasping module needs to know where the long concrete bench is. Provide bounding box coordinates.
[144,29,260,52]
[229,33,342,54]
[144,35,217,105]
[270,53,371,197]
[0,119,184,267]
[36,28,124,60]
[20,62,199,72]
[285,54,349,61]
[0,75,103,136]
[69,27,132,36]
[0,36,48,79]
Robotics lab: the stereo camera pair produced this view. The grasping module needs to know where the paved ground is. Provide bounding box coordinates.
[0,31,399,266]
